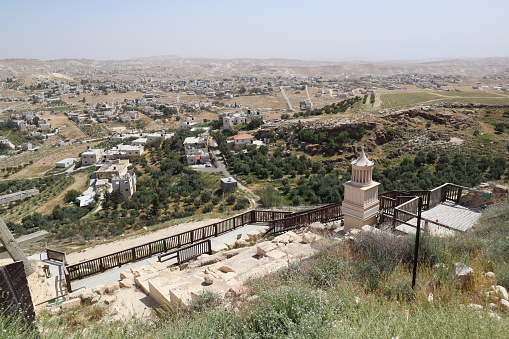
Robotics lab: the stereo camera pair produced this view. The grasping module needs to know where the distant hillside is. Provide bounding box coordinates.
[1,56,509,79]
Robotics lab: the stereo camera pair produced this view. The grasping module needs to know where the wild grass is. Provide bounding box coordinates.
[5,201,509,338]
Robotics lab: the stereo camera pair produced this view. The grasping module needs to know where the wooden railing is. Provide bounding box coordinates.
[379,183,464,219]
[393,197,458,233]
[385,183,466,233]
[65,209,293,282]
[158,239,212,265]
[267,202,343,234]
[46,248,66,263]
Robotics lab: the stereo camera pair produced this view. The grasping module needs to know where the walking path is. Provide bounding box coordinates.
[29,223,268,294]
[396,201,481,235]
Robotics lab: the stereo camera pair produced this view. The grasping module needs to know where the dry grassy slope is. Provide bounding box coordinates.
[2,141,101,179]
[35,171,89,215]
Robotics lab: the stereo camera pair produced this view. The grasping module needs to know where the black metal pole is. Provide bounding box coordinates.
[411,197,423,289]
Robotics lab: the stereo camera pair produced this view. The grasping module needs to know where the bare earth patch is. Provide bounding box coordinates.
[450,137,465,145]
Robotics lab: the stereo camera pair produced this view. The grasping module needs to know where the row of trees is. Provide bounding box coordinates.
[374,151,508,192]
[0,175,62,196]
[293,96,362,118]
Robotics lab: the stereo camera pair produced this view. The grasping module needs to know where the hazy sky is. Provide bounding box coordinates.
[1,0,508,61]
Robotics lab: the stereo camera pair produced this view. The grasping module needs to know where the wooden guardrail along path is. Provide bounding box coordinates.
[379,183,466,231]
[267,202,343,234]
[65,209,292,281]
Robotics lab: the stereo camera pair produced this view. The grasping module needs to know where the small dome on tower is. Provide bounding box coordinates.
[351,147,374,167]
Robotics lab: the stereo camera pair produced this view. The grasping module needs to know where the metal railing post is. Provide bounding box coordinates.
[412,197,423,289]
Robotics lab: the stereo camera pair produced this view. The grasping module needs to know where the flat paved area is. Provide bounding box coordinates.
[396,201,481,235]
[30,224,267,294]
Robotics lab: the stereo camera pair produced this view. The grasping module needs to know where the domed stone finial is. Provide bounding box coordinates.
[352,146,374,167]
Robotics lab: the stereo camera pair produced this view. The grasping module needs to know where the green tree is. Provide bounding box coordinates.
[256,186,282,208]
[64,189,81,203]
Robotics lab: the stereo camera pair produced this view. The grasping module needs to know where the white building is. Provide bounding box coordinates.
[55,158,76,168]
[81,148,105,166]
[183,136,210,165]
[219,110,263,131]
[233,134,254,147]
[111,172,137,197]
[146,131,173,144]
[103,144,144,160]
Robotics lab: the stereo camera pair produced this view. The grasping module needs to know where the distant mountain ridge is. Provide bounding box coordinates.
[1,56,508,79]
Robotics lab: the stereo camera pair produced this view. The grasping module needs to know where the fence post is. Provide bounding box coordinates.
[412,197,423,289]
[456,187,463,204]
[63,266,72,293]
[214,223,218,237]
[131,248,136,261]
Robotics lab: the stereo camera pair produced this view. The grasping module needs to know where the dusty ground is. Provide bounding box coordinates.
[37,111,87,140]
[5,141,100,179]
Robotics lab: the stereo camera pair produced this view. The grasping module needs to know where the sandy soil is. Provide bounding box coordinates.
[66,218,224,262]
[0,258,59,311]
[7,142,99,179]
[37,111,87,140]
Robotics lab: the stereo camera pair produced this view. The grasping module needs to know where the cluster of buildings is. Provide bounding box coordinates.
[8,111,53,133]
[218,110,263,131]
[358,73,462,90]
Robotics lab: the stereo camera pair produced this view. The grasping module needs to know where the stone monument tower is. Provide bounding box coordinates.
[342,147,380,231]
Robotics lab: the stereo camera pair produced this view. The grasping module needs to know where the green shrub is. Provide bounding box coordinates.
[246,286,332,338]
[189,291,221,314]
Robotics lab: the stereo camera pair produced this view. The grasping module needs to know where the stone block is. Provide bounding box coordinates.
[285,231,301,243]
[500,299,509,311]
[281,242,317,258]
[119,278,134,288]
[256,242,277,256]
[493,184,509,194]
[102,295,117,305]
[120,270,134,280]
[235,239,248,247]
[246,230,260,241]
[301,232,316,244]
[484,271,496,280]
[256,227,267,234]
[49,307,61,315]
[204,273,214,285]
[93,284,107,295]
[169,287,193,309]
[454,262,473,285]
[225,240,236,249]
[61,298,81,310]
[265,250,287,260]
[492,285,509,300]
[79,288,95,301]
[361,225,379,233]
[211,243,228,254]
[151,262,167,271]
[68,290,82,300]
[219,265,235,273]
[104,281,120,294]
[222,271,238,282]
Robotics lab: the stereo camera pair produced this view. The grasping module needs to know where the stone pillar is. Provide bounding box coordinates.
[341,148,380,232]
